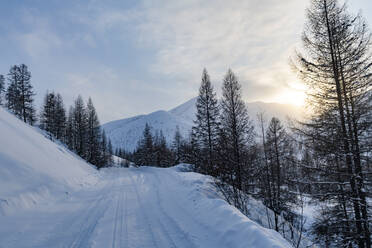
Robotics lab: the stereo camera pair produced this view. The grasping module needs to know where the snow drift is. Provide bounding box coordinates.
[0,107,98,214]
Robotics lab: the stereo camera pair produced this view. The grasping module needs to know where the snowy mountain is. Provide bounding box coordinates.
[103,97,304,152]
[0,107,291,247]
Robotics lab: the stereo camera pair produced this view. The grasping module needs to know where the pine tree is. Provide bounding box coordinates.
[6,66,20,116]
[265,117,297,232]
[54,93,66,140]
[86,98,101,166]
[98,130,108,169]
[172,126,183,165]
[72,95,87,157]
[219,69,254,189]
[292,0,372,246]
[216,69,255,212]
[153,130,172,167]
[6,65,36,124]
[0,75,5,105]
[107,139,113,165]
[193,68,220,174]
[66,106,75,150]
[135,123,154,166]
[40,91,57,138]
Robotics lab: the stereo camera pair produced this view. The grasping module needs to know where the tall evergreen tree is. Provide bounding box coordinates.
[292,0,372,246]
[54,93,66,141]
[216,69,255,212]
[172,126,183,165]
[66,106,75,150]
[219,69,254,189]
[6,65,36,124]
[72,95,87,157]
[86,98,101,165]
[40,91,57,138]
[0,74,5,105]
[135,123,154,166]
[99,129,108,169]
[264,117,297,232]
[193,68,220,174]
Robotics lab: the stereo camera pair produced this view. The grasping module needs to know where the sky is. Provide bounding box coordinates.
[0,0,371,123]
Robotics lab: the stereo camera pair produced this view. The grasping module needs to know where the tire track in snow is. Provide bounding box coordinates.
[128,171,160,248]
[111,192,121,248]
[69,194,111,248]
[150,170,199,248]
[121,192,128,248]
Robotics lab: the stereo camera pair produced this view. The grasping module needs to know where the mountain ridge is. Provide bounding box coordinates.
[102,98,304,152]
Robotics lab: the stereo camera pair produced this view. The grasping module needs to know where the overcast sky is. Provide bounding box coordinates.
[0,0,371,123]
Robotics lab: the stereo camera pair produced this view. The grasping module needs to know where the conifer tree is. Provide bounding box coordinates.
[264,117,297,232]
[66,106,75,150]
[86,98,102,166]
[135,123,154,166]
[172,126,183,165]
[193,68,220,174]
[216,69,255,212]
[0,75,5,105]
[6,65,36,124]
[99,129,108,169]
[40,91,57,138]
[54,93,66,140]
[72,95,87,157]
[292,0,372,246]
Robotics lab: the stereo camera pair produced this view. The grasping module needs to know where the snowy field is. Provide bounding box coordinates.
[0,107,291,247]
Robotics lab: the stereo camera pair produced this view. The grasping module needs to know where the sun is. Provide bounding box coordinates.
[272,89,306,107]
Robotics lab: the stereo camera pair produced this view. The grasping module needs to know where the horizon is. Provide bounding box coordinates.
[0,0,371,123]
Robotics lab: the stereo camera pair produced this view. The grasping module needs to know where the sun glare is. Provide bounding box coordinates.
[273,90,306,107]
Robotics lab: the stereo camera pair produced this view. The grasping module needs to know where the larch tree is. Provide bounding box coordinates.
[292,0,371,246]
[0,74,5,105]
[86,97,102,166]
[217,69,255,212]
[6,65,36,124]
[72,95,87,157]
[193,68,220,175]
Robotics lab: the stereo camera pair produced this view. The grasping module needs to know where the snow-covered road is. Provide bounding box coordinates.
[0,166,290,248]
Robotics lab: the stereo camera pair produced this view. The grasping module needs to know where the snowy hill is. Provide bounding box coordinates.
[0,108,291,247]
[0,107,98,215]
[103,97,303,152]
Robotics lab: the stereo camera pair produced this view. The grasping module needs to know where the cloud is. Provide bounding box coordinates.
[133,0,308,88]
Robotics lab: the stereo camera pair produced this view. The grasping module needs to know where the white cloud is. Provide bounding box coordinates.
[131,0,308,101]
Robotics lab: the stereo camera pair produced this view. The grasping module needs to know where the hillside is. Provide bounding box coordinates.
[103,97,304,152]
[0,107,98,215]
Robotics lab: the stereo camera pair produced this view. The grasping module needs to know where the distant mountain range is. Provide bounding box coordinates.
[102,98,304,152]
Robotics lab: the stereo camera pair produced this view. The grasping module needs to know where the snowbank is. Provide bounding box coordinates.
[0,108,98,214]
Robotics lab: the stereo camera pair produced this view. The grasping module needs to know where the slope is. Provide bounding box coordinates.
[0,107,98,215]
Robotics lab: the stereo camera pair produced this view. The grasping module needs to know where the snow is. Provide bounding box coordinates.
[103,97,304,152]
[0,107,98,215]
[0,107,292,247]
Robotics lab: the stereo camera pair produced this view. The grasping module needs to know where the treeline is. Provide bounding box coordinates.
[116,124,192,167]
[0,64,113,169]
